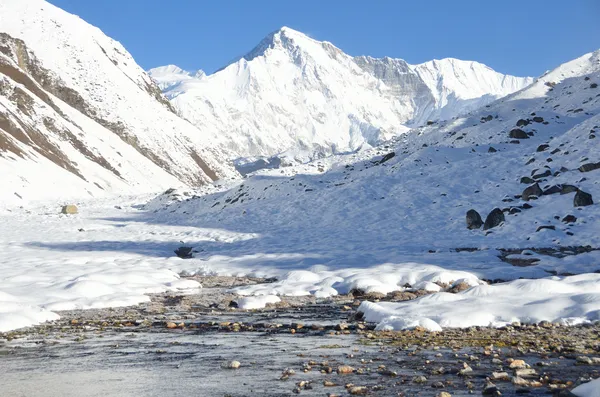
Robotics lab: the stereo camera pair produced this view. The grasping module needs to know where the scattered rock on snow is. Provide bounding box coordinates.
[536,144,550,152]
[562,215,577,223]
[520,177,535,184]
[560,185,579,195]
[543,185,562,195]
[466,209,483,230]
[574,190,593,207]
[536,225,556,232]
[483,208,505,230]
[522,183,543,201]
[578,162,600,173]
[378,152,395,164]
[509,128,529,139]
[61,205,78,215]
[174,246,194,259]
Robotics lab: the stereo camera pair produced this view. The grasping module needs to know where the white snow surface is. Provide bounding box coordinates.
[359,274,600,331]
[151,27,532,161]
[573,378,600,397]
[0,0,236,207]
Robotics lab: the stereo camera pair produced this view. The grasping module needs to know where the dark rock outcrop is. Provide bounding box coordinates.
[509,128,529,139]
[522,183,543,201]
[466,209,483,230]
[574,190,593,207]
[174,246,194,259]
[578,162,600,173]
[560,185,579,195]
[378,152,395,164]
[562,215,577,223]
[483,208,505,230]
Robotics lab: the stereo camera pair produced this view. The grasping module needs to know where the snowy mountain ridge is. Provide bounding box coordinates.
[0,0,236,207]
[150,26,533,162]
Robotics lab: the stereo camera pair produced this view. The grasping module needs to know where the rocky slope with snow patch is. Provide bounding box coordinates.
[0,0,236,207]
[151,27,532,162]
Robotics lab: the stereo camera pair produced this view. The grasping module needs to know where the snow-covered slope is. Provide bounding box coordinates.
[0,0,236,207]
[151,27,533,162]
[144,49,600,329]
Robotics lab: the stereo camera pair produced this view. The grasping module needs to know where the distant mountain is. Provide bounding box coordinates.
[150,27,533,163]
[0,0,236,206]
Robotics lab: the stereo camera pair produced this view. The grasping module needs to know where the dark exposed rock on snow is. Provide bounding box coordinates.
[520,177,535,184]
[543,185,562,195]
[466,209,483,230]
[509,128,529,139]
[560,185,579,195]
[483,208,505,230]
[536,225,556,232]
[574,190,593,207]
[522,183,543,201]
[174,246,194,259]
[378,152,395,164]
[536,144,550,152]
[562,215,577,223]
[532,169,552,179]
[578,162,600,173]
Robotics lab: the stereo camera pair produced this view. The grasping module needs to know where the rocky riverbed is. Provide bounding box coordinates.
[1,277,599,397]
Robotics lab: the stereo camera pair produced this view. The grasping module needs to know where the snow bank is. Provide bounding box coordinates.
[231,264,483,304]
[236,295,281,310]
[359,274,600,330]
[573,378,600,397]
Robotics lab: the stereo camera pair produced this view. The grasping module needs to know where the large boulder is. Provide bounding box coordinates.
[61,205,78,215]
[509,129,529,139]
[466,209,483,230]
[522,183,543,201]
[574,190,593,207]
[483,208,505,230]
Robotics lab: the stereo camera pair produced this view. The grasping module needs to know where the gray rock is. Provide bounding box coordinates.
[509,128,529,139]
[574,190,593,207]
[542,185,562,195]
[483,208,505,230]
[578,162,600,172]
[562,215,577,223]
[466,209,483,230]
[520,177,535,184]
[560,185,579,195]
[536,144,550,152]
[532,169,551,179]
[522,183,543,201]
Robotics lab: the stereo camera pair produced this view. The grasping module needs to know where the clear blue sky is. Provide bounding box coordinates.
[48,0,599,77]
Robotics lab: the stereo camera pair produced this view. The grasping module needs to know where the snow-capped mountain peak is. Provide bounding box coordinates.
[151,28,533,164]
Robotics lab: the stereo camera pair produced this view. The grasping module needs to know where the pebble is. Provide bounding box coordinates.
[412,375,428,383]
[337,365,354,374]
[221,360,241,369]
[491,371,510,381]
[437,393,452,397]
[348,386,368,395]
[509,359,528,369]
